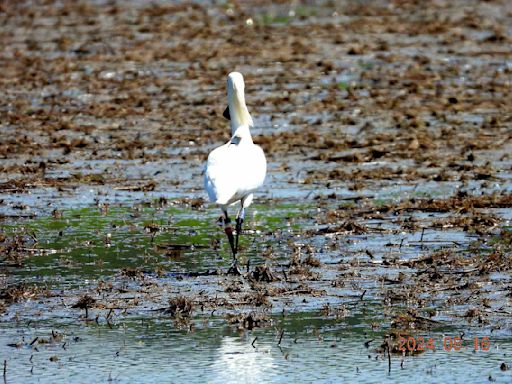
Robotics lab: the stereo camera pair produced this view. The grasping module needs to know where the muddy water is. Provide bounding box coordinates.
[2,0,512,382]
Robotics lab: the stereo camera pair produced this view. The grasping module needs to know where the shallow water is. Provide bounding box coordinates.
[2,312,512,384]
[2,201,512,383]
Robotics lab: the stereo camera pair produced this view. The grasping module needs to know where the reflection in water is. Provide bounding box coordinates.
[210,336,276,384]
[1,319,512,383]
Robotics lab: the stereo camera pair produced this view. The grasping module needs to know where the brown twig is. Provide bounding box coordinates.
[387,338,392,373]
[278,330,284,346]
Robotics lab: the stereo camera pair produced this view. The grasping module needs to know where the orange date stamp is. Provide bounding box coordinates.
[398,336,491,352]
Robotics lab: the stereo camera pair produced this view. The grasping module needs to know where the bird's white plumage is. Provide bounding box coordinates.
[205,137,266,207]
[204,72,266,212]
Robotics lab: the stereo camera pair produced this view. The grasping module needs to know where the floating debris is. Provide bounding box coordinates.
[165,296,193,317]
[227,312,272,330]
[71,295,97,318]
[250,265,278,283]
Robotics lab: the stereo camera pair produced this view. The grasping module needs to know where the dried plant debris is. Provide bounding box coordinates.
[120,267,146,280]
[227,312,272,330]
[249,265,279,283]
[0,283,42,306]
[391,311,441,332]
[72,295,97,318]
[321,303,349,319]
[311,221,368,235]
[165,296,194,317]
[72,295,97,308]
[241,291,271,308]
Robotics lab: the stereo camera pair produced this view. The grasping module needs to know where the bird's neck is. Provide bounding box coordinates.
[228,91,253,136]
[231,125,253,144]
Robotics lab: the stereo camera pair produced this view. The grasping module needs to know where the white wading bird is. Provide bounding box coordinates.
[204,72,267,272]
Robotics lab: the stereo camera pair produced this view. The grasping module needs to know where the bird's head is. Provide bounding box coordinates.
[224,72,253,133]
[227,72,245,94]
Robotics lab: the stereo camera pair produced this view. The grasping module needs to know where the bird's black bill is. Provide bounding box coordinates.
[223,106,231,120]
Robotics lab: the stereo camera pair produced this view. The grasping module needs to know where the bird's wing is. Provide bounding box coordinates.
[204,143,237,205]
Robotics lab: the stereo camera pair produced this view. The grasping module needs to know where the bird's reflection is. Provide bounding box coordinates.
[209,336,276,383]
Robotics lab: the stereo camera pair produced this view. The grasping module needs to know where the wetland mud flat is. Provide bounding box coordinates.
[1,1,512,383]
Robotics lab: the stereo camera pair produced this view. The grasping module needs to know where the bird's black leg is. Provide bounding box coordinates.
[235,219,243,254]
[235,207,245,254]
[223,211,236,258]
[223,211,241,275]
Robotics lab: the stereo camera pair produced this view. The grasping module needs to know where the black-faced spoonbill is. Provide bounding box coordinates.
[204,72,267,273]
